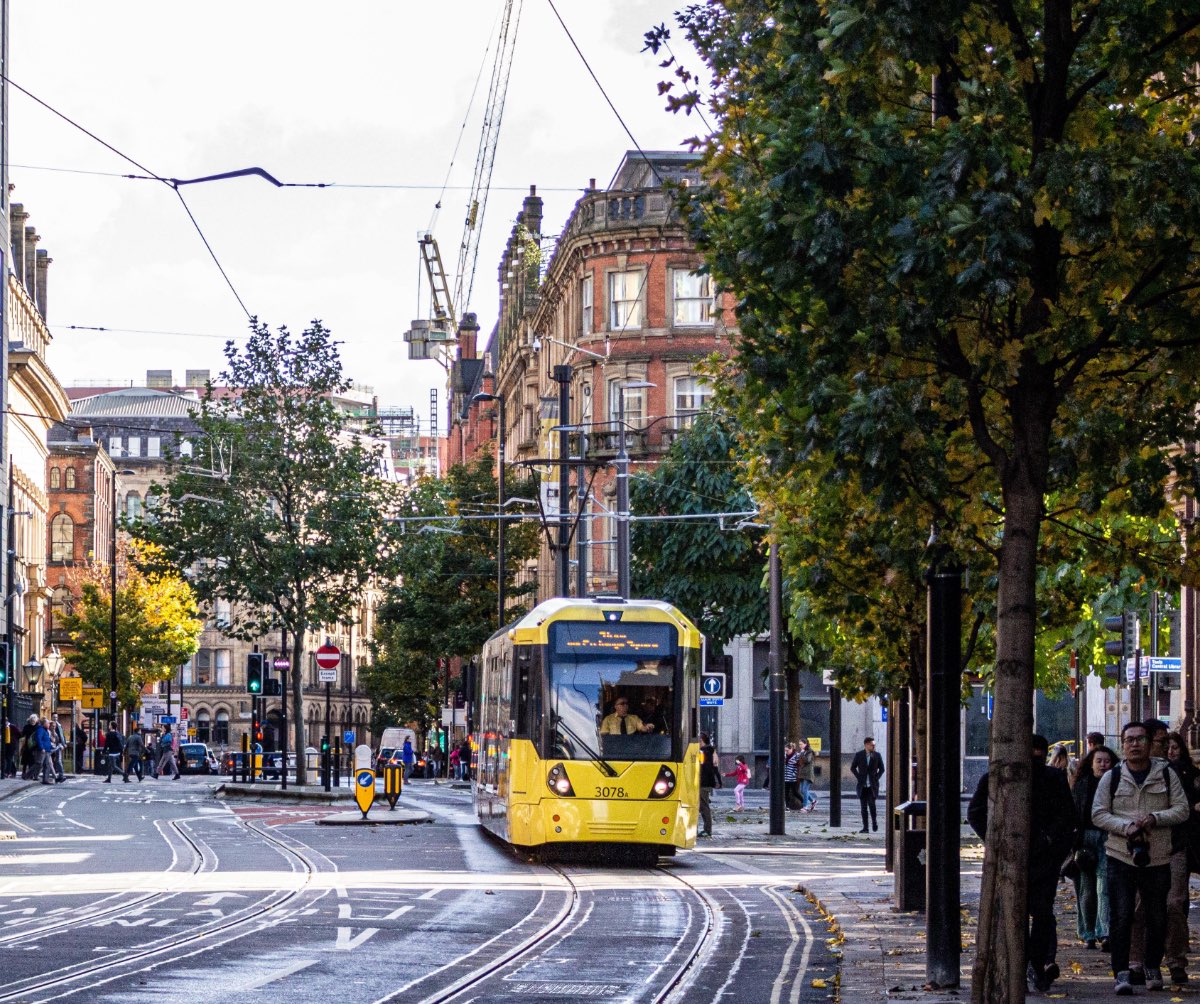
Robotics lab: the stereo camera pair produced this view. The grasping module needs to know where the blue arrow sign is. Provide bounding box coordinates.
[701,674,724,697]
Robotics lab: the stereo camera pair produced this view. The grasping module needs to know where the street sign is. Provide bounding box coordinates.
[315,644,341,670]
[318,668,338,683]
[80,687,105,710]
[181,707,189,720]
[159,715,177,725]
[141,698,167,716]
[273,656,291,671]
[699,696,724,707]
[59,678,82,702]
[1126,661,1136,684]
[701,674,725,699]
[1147,656,1183,673]
[343,731,355,745]
[354,769,377,818]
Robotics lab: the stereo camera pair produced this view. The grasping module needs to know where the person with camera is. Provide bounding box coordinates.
[1093,721,1190,994]
[1069,745,1117,950]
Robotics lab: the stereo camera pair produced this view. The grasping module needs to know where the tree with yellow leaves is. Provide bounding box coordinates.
[61,539,203,712]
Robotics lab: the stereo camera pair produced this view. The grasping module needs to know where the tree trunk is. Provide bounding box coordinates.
[786,651,802,743]
[970,464,1044,1003]
[909,626,928,799]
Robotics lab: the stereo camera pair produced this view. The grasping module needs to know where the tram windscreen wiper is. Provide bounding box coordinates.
[551,714,619,778]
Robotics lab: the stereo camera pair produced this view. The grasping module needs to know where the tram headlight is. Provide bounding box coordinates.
[546,764,576,797]
[648,764,676,799]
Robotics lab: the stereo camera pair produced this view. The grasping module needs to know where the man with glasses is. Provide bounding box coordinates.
[1093,721,1189,994]
[599,697,653,735]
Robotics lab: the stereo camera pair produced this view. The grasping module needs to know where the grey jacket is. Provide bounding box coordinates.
[1092,759,1189,868]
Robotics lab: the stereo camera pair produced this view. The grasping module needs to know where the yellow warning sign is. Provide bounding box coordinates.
[81,688,106,710]
[355,768,376,818]
[58,678,83,702]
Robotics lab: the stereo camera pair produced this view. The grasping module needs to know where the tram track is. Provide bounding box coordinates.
[0,815,212,947]
[0,817,319,1002]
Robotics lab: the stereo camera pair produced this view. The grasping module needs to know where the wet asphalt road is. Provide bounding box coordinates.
[0,776,838,1003]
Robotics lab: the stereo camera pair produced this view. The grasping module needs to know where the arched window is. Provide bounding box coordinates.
[195,711,211,745]
[125,492,142,519]
[65,468,76,489]
[214,711,230,746]
[50,586,72,626]
[49,467,61,489]
[50,513,74,562]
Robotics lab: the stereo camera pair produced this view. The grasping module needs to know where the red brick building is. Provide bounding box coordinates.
[457,152,736,602]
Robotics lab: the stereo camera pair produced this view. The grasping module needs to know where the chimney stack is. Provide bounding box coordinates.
[9,204,27,286]
[457,312,480,361]
[35,249,51,320]
[23,227,39,300]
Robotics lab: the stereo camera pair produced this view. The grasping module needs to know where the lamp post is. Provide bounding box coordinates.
[615,381,655,598]
[110,469,136,721]
[472,392,507,629]
[23,658,42,706]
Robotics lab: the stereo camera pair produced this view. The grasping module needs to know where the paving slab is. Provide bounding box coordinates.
[316,808,432,826]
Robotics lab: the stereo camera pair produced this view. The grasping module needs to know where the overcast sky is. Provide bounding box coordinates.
[8,1,705,427]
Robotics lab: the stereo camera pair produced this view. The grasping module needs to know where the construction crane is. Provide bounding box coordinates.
[406,0,523,363]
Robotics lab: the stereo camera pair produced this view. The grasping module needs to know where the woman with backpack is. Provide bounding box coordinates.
[1071,744,1117,951]
[1164,732,1199,984]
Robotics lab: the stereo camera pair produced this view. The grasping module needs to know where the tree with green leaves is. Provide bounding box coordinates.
[630,410,767,652]
[367,455,538,731]
[62,540,203,711]
[654,4,1200,997]
[137,320,394,785]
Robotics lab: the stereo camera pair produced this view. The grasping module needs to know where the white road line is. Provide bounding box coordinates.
[226,959,319,991]
[763,885,814,1004]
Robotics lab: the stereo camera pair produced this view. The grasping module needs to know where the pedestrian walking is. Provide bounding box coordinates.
[797,739,818,811]
[34,718,55,784]
[125,729,145,781]
[724,755,750,811]
[103,721,129,783]
[401,738,415,780]
[49,717,66,782]
[850,737,885,832]
[783,743,801,809]
[1093,720,1190,994]
[458,738,472,781]
[19,714,38,779]
[1163,731,1198,984]
[1071,745,1117,950]
[73,721,87,773]
[698,732,719,838]
[155,726,181,780]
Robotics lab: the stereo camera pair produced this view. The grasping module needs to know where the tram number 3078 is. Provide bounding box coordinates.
[595,786,628,799]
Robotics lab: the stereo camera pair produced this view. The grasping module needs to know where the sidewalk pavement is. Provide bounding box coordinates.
[703,788,1200,1001]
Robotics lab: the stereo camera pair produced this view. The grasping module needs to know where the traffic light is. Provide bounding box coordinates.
[1103,611,1138,660]
[0,641,8,685]
[320,735,330,753]
[264,677,282,696]
[246,652,264,694]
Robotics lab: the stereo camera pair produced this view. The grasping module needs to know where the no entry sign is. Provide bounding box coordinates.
[315,644,341,670]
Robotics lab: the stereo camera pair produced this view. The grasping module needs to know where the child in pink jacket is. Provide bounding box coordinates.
[725,755,751,811]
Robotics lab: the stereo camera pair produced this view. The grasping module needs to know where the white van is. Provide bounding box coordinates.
[375,727,417,770]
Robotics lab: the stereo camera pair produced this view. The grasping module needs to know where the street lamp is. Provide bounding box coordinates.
[472,392,507,629]
[110,469,136,720]
[23,657,42,695]
[615,381,655,598]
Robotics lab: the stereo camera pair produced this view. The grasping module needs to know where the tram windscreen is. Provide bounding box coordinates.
[548,621,676,762]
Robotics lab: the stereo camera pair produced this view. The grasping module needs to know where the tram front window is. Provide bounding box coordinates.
[548,621,676,762]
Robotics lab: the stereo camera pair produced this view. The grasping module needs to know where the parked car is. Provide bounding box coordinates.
[179,743,218,775]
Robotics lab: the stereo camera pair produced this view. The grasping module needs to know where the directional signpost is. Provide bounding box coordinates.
[316,644,341,792]
[700,673,725,707]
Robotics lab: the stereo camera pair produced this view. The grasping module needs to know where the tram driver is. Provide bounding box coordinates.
[599,697,655,735]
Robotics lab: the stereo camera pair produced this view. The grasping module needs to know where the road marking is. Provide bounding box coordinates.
[0,853,90,865]
[335,926,380,950]
[13,836,129,843]
[227,959,319,990]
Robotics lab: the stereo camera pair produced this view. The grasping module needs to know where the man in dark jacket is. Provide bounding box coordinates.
[850,737,885,832]
[698,733,719,838]
[103,721,129,783]
[968,734,1077,993]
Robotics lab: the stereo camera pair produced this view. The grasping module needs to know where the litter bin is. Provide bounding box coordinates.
[893,800,926,912]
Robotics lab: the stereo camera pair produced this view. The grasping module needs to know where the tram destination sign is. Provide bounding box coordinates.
[554,623,672,657]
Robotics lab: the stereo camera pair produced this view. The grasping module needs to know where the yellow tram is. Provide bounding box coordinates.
[472,596,703,858]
